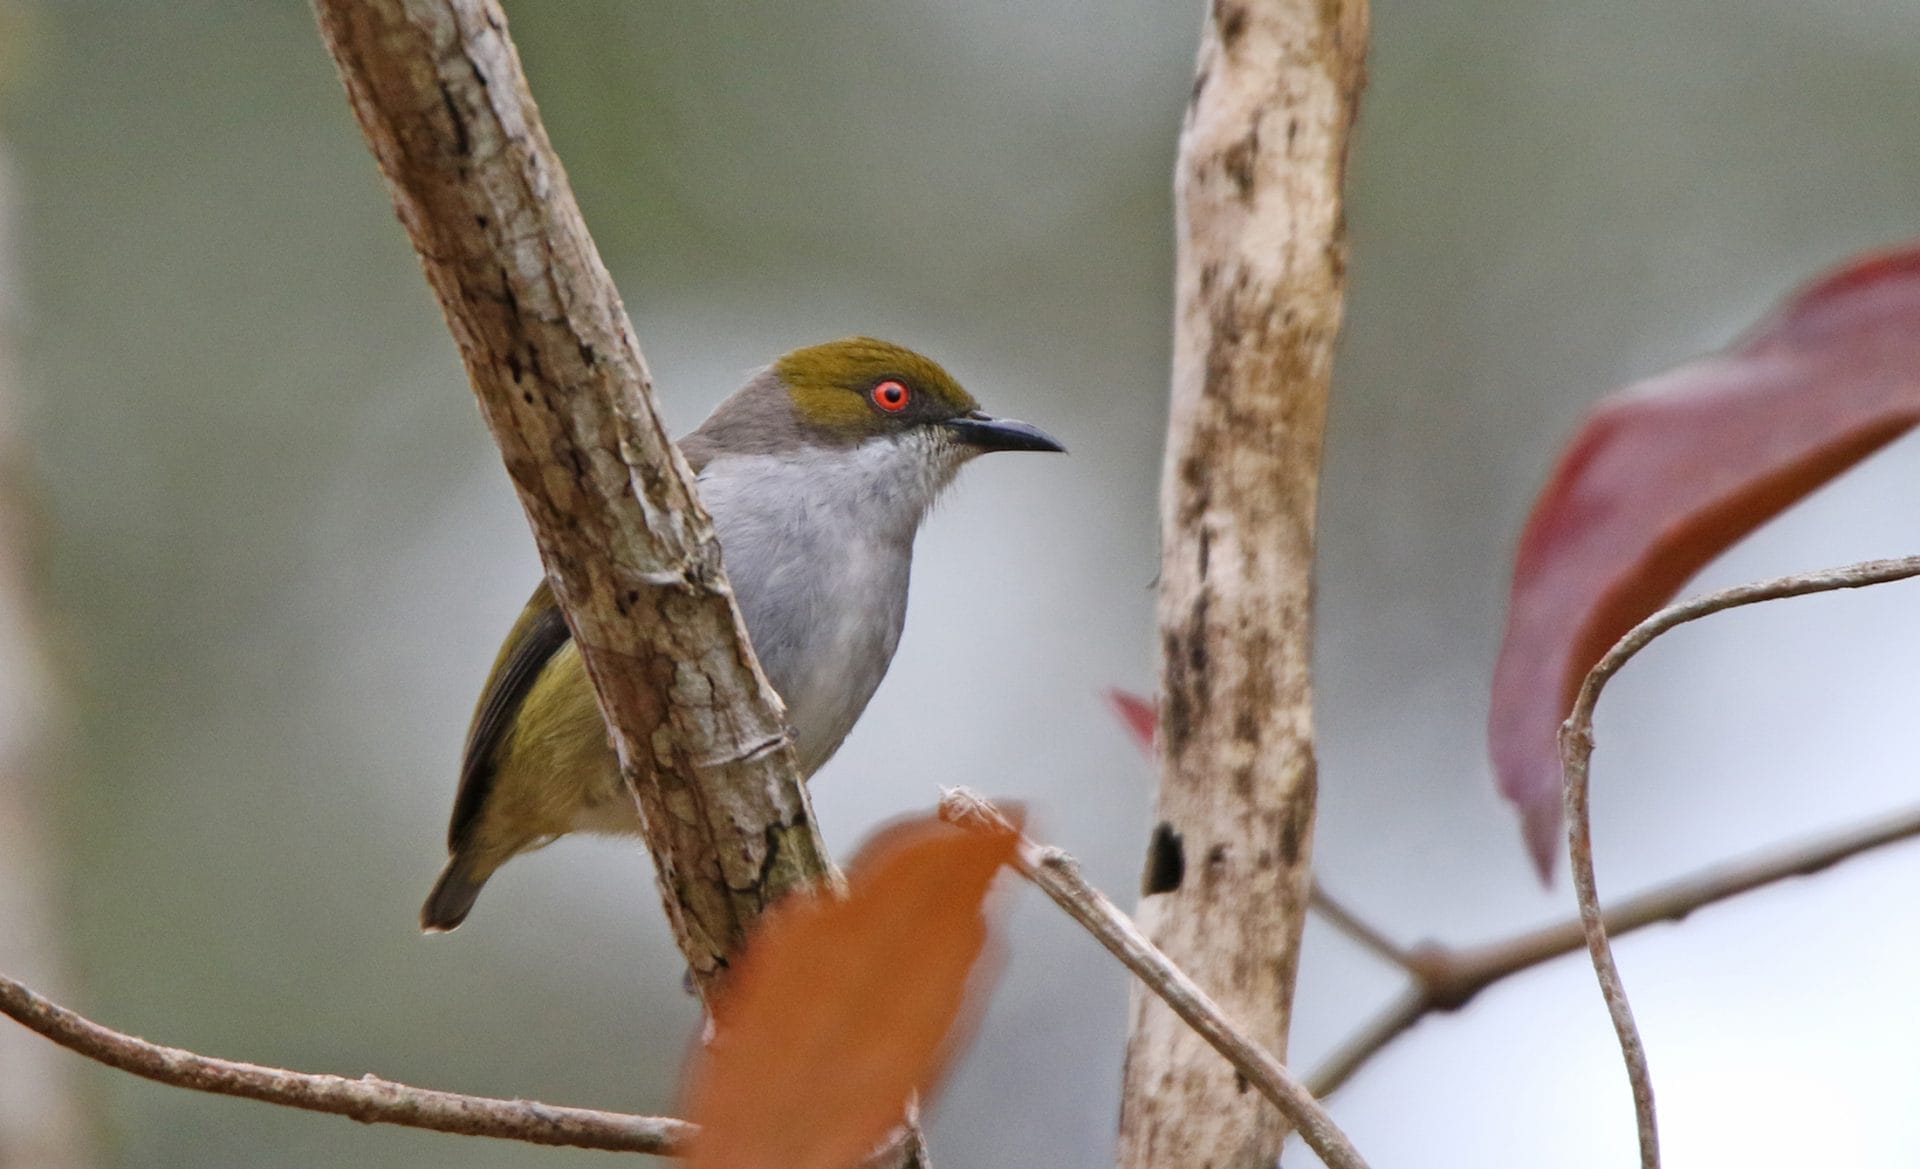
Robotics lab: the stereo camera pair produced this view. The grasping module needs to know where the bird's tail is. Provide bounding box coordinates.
[420,854,490,933]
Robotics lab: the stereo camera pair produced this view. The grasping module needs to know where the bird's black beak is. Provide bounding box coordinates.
[944,411,1067,454]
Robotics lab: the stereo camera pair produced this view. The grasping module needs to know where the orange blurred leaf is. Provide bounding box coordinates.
[1491,242,1920,879]
[680,812,1021,1169]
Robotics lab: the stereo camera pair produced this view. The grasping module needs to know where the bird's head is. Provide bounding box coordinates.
[685,338,1065,480]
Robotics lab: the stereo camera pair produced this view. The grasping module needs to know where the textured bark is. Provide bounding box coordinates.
[310,2,934,1161]
[0,138,96,1169]
[1118,3,1368,1167]
[313,0,827,995]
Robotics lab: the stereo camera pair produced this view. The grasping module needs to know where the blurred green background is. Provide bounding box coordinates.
[7,1,1920,1166]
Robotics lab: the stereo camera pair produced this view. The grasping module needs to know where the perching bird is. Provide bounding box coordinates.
[422,338,1064,931]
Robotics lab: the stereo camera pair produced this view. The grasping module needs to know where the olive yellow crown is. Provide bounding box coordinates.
[775,337,980,438]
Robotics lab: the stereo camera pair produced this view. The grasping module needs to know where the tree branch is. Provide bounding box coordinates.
[1561,553,1920,1169]
[311,0,832,996]
[1305,797,1920,1097]
[1309,882,1417,972]
[0,973,692,1155]
[1122,1,1369,1164]
[310,6,926,1162]
[938,791,1369,1169]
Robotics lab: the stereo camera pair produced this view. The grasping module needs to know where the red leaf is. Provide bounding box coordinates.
[680,812,1021,1169]
[1491,242,1920,879]
[1106,688,1158,754]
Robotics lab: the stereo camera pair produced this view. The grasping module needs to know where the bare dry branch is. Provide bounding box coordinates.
[0,972,692,1155]
[1123,1,1368,1163]
[1309,882,1418,972]
[1305,989,1427,1101]
[1305,798,1920,1097]
[939,790,1370,1169]
[1561,554,1920,1169]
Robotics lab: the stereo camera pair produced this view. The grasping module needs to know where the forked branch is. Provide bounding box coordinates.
[1561,553,1920,1169]
[1306,797,1920,1097]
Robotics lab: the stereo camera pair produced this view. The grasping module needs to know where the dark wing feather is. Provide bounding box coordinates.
[446,431,707,850]
[447,581,572,850]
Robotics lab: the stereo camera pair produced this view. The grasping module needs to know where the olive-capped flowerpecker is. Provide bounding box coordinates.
[422,337,1064,930]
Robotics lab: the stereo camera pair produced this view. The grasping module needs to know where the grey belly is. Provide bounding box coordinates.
[725,526,911,776]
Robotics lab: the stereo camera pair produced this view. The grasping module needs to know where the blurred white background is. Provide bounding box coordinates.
[8,1,1920,1166]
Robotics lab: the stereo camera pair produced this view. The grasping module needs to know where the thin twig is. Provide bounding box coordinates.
[1561,553,1920,1169]
[1304,798,1920,1097]
[1304,988,1428,1101]
[0,972,693,1155]
[1310,882,1419,973]
[938,789,1371,1169]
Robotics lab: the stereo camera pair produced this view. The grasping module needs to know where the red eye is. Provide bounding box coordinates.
[872,380,910,413]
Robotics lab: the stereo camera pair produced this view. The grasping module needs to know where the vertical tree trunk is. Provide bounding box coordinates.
[0,141,95,1169]
[1118,3,1367,1167]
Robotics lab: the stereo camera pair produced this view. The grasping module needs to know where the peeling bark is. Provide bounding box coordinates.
[1118,3,1368,1167]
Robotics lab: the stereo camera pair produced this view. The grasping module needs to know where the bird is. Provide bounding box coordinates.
[421,337,1065,931]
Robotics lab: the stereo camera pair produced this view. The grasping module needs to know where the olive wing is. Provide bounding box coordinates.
[447,580,573,850]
